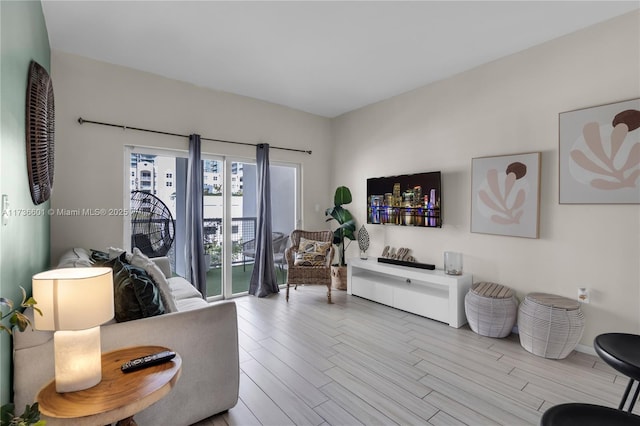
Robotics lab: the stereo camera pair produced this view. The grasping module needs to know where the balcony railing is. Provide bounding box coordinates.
[131,216,257,270]
[203,217,256,267]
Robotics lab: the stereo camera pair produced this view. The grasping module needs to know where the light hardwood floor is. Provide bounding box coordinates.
[194,285,628,426]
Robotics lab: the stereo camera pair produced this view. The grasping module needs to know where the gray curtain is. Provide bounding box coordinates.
[186,134,207,298]
[248,143,279,297]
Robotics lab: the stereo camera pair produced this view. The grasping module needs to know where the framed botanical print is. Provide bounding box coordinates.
[559,98,640,204]
[471,152,541,238]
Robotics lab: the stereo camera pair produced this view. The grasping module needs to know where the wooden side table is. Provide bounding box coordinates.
[37,345,182,426]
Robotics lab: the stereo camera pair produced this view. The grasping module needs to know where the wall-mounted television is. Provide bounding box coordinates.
[367,171,441,227]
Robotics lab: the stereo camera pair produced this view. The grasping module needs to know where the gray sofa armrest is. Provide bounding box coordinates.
[13,301,239,426]
[151,256,172,278]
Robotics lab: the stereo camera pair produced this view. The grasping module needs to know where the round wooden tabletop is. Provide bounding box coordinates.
[37,345,182,425]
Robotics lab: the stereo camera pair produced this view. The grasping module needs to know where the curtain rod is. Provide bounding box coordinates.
[77,117,312,155]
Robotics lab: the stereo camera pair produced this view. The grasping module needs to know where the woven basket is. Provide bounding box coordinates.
[465,282,518,338]
[518,292,584,359]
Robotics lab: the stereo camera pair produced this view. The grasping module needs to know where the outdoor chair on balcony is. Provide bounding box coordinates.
[272,234,290,283]
[242,231,285,271]
[285,230,335,303]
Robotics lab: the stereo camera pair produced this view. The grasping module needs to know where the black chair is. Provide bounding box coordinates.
[594,333,640,412]
[540,403,640,426]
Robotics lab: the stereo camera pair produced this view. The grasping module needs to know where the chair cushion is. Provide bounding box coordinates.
[298,237,331,254]
[294,237,331,266]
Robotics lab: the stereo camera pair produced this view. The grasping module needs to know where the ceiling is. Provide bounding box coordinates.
[41,1,639,118]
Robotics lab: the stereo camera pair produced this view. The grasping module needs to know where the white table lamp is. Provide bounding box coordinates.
[33,267,114,393]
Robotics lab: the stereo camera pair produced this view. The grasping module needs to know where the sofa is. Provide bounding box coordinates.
[12,248,239,426]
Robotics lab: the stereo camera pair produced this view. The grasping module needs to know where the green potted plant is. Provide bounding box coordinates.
[325,186,356,290]
[1,288,45,426]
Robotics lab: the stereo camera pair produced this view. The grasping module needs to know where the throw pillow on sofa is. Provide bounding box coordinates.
[130,247,178,313]
[89,249,112,266]
[58,248,94,268]
[91,247,178,313]
[112,253,165,322]
[109,246,133,262]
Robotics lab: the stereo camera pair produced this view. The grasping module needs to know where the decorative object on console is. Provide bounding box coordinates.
[378,246,428,267]
[357,225,370,260]
[367,171,442,227]
[397,248,415,262]
[26,60,55,205]
[444,251,463,275]
[471,152,541,238]
[380,246,415,263]
[559,98,640,204]
[32,268,114,392]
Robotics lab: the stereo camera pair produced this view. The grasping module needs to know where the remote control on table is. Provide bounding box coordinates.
[121,350,176,373]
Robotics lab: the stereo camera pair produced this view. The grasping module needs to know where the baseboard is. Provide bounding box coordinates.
[574,343,597,356]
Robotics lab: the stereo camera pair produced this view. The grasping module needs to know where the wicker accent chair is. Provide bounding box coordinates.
[285,230,335,303]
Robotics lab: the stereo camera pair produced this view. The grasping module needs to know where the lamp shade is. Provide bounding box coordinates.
[33,267,114,331]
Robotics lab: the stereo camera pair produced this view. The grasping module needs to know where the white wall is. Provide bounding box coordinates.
[50,51,332,262]
[331,11,640,345]
[50,12,639,346]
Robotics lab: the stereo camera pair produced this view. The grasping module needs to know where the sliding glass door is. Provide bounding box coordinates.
[128,148,299,300]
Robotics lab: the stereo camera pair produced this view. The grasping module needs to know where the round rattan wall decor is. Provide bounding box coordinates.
[26,60,55,205]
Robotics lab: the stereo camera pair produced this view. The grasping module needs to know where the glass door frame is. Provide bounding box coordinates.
[126,146,302,300]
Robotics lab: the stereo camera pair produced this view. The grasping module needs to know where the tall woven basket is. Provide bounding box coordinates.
[518,292,585,359]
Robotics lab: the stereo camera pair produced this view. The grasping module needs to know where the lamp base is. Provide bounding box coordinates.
[54,326,102,393]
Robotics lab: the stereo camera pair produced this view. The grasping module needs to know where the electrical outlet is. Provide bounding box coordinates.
[578,287,590,304]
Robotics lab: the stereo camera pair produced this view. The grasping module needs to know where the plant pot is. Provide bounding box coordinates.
[331,265,347,290]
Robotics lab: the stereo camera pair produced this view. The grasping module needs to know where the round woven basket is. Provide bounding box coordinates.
[465,282,518,338]
[518,292,584,359]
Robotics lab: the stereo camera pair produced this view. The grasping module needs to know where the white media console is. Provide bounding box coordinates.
[347,258,473,328]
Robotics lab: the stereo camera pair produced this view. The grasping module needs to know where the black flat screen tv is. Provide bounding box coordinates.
[367,171,441,227]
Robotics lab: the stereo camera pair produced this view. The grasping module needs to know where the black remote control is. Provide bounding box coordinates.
[121,350,176,373]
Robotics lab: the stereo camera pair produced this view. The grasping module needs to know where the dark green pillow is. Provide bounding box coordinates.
[112,256,165,322]
[90,249,111,266]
